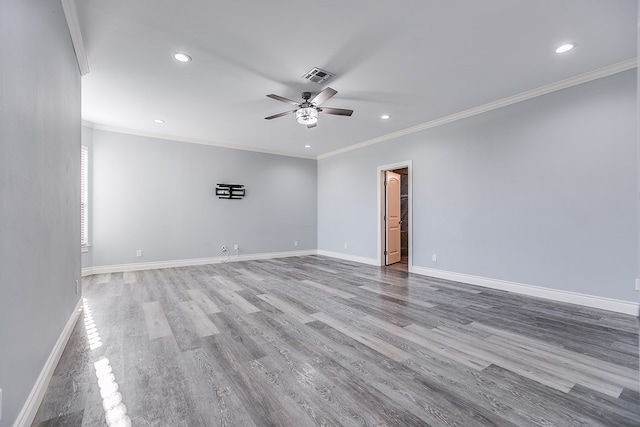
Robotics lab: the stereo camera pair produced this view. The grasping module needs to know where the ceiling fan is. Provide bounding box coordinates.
[264,87,353,128]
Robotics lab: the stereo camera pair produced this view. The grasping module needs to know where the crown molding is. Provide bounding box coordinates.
[318,58,638,160]
[82,58,637,162]
[83,122,316,160]
[61,0,89,75]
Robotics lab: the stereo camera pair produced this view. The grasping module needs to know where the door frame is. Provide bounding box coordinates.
[377,160,413,271]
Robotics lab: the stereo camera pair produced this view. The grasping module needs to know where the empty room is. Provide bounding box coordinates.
[1,0,639,426]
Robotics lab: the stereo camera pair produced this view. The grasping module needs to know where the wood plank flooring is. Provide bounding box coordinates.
[33,256,639,426]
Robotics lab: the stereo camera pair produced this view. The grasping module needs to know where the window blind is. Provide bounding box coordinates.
[81,145,88,247]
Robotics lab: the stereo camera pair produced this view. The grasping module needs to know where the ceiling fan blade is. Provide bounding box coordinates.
[310,87,337,105]
[307,123,317,129]
[266,94,300,106]
[319,107,353,116]
[265,110,297,120]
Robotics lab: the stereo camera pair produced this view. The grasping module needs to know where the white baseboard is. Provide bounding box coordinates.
[316,250,379,266]
[412,266,639,316]
[13,298,83,427]
[82,249,318,276]
[81,252,638,315]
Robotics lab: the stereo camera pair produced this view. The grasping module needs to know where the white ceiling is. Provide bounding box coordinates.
[77,0,638,158]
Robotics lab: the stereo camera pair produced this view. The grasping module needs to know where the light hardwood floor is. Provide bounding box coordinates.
[33,256,639,426]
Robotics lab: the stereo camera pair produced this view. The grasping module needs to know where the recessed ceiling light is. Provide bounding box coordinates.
[381,114,391,120]
[172,52,192,62]
[153,119,165,124]
[304,144,312,148]
[555,42,576,54]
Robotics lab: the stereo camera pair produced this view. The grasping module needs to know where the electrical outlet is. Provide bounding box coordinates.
[344,243,348,249]
[136,250,142,257]
[76,279,79,294]
[234,244,239,251]
[294,241,298,247]
[221,245,227,252]
[635,278,640,291]
[432,254,437,262]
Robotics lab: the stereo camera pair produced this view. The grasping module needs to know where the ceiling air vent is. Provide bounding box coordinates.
[302,67,335,84]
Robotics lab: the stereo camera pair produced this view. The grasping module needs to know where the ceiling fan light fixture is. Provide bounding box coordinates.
[296,107,318,125]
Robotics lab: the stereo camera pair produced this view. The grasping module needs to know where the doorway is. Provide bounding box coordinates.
[377,161,412,272]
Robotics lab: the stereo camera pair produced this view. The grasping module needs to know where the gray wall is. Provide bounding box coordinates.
[84,129,317,267]
[0,1,81,425]
[318,70,638,302]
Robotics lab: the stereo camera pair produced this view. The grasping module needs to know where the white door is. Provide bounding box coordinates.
[385,171,401,265]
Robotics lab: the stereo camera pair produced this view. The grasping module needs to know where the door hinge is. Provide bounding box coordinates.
[384,250,387,255]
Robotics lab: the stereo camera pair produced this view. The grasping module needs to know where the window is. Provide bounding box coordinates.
[81,145,89,250]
